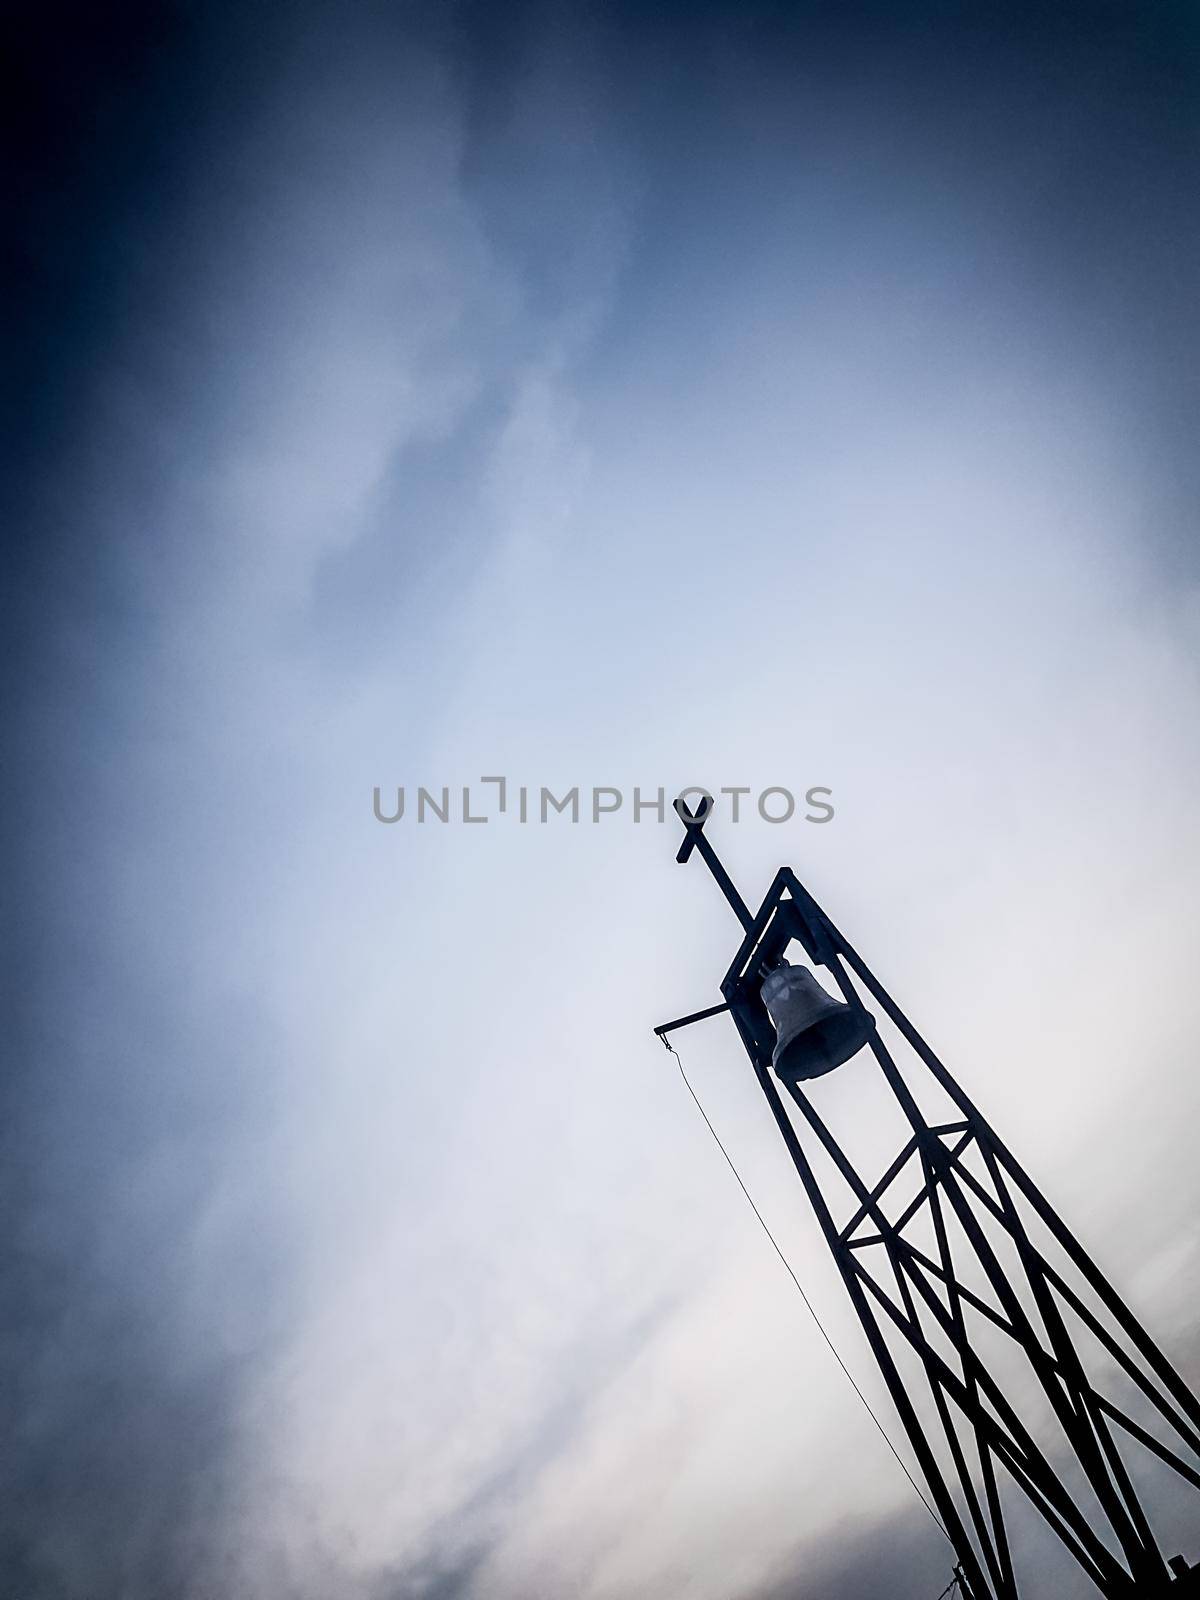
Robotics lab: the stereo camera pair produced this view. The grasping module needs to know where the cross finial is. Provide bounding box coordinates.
[672,794,753,930]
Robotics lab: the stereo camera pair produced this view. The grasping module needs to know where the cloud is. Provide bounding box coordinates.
[6,4,1200,1598]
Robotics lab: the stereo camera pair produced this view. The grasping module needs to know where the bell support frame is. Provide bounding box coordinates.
[658,799,1200,1599]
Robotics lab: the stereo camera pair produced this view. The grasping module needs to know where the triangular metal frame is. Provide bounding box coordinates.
[659,800,1200,1598]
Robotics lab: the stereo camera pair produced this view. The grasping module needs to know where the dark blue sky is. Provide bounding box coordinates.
[6,5,1200,1598]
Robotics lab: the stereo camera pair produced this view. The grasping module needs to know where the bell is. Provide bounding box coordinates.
[760,962,875,1082]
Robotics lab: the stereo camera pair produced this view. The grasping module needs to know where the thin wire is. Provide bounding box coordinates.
[663,1035,952,1544]
[933,1578,961,1600]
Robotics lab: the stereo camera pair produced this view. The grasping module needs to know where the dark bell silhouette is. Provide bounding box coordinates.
[761,962,875,1081]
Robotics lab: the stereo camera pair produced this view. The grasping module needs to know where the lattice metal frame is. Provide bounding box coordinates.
[656,801,1200,1598]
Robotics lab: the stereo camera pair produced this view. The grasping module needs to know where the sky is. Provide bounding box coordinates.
[5,3,1200,1597]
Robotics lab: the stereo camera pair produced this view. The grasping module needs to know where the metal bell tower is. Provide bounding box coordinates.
[654,799,1200,1598]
